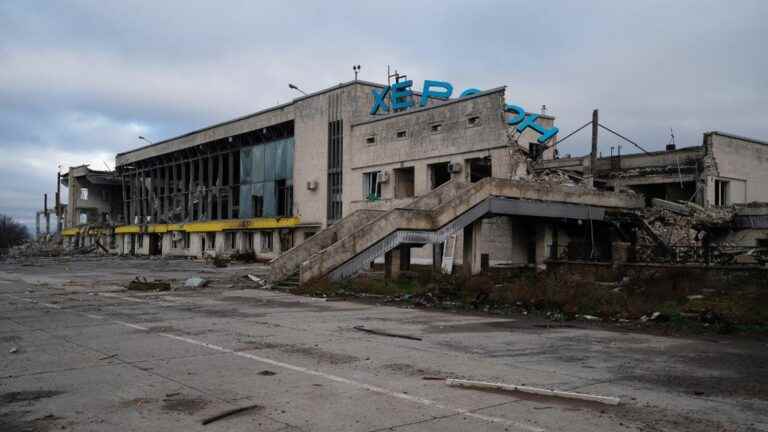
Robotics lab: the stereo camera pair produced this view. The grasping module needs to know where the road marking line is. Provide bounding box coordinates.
[2,293,543,432]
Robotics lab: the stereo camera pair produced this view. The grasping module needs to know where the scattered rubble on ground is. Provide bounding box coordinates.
[127,277,171,292]
[182,277,208,289]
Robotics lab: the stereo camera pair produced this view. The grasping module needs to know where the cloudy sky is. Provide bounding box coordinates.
[2,0,766,233]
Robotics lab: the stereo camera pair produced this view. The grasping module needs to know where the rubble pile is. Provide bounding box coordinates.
[4,234,68,258]
[637,199,735,249]
[528,169,581,187]
[639,207,700,247]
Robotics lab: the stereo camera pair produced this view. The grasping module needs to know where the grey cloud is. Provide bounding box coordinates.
[1,0,766,227]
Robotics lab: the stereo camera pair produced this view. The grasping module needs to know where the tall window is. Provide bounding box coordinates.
[276,179,293,217]
[327,92,343,224]
[327,119,343,223]
[714,179,729,207]
[261,231,273,252]
[252,195,263,217]
[363,171,382,201]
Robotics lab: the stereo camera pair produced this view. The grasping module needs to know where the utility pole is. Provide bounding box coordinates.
[591,109,599,173]
[588,109,599,188]
[56,168,62,233]
[43,193,50,236]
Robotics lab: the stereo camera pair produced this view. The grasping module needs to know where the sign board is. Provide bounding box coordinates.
[370,79,558,144]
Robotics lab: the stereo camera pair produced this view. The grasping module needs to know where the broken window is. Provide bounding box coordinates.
[714,179,729,207]
[467,116,480,127]
[366,136,376,144]
[279,230,293,252]
[261,231,273,252]
[428,162,451,189]
[431,123,443,133]
[276,179,293,217]
[227,232,236,249]
[394,167,415,198]
[466,156,492,183]
[396,130,407,139]
[252,195,264,217]
[363,171,382,200]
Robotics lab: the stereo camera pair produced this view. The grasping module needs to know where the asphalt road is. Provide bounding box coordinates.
[0,256,766,431]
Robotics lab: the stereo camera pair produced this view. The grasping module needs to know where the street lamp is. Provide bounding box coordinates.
[138,136,153,145]
[353,65,361,80]
[288,83,308,96]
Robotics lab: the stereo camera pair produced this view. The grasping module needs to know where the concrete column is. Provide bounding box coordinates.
[534,222,551,269]
[462,223,476,278]
[385,248,402,280]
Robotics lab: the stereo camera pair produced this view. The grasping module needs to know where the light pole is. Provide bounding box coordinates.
[138,136,153,145]
[353,65,361,80]
[288,83,308,96]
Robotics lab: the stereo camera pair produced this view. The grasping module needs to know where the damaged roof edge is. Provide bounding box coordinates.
[707,131,768,147]
[116,79,386,159]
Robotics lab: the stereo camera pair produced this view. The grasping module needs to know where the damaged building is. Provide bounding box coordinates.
[56,78,768,284]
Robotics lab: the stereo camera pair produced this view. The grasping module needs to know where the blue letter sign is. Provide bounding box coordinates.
[390,80,414,111]
[370,86,390,115]
[420,80,453,107]
[370,78,558,143]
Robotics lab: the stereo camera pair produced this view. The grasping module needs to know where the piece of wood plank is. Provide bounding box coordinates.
[353,325,422,341]
[446,379,620,406]
[200,404,261,425]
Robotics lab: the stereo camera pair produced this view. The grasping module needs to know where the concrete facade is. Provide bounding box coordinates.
[65,78,568,265]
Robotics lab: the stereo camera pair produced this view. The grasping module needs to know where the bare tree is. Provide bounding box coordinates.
[0,214,30,254]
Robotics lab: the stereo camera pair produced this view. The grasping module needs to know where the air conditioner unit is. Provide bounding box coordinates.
[448,162,463,173]
[306,180,318,190]
[378,171,390,183]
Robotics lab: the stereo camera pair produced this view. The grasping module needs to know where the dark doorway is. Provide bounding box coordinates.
[148,234,162,256]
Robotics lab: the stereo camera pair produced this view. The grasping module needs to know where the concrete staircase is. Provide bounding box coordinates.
[268,180,469,283]
[274,177,644,286]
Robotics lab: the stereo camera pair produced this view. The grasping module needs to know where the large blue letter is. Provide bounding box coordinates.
[390,80,414,111]
[370,86,390,115]
[460,88,481,98]
[420,80,453,107]
[515,113,559,143]
[504,104,526,125]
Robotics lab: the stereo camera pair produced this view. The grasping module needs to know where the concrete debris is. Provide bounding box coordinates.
[246,274,268,288]
[651,198,691,216]
[127,277,171,292]
[446,378,621,406]
[183,277,208,289]
[528,169,582,188]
